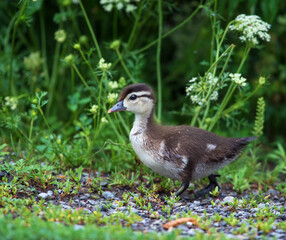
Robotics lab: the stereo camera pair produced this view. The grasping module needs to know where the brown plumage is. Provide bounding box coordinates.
[108,83,256,197]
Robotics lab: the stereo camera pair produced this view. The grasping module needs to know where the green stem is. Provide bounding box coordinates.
[78,48,100,84]
[116,113,130,136]
[71,67,75,93]
[67,5,81,37]
[134,0,207,54]
[37,105,62,160]
[46,41,61,115]
[106,117,126,143]
[157,0,163,121]
[201,101,211,129]
[209,0,217,65]
[9,0,28,95]
[237,46,251,73]
[208,83,236,131]
[127,0,145,50]
[78,0,102,58]
[29,118,34,141]
[96,74,105,129]
[72,63,90,89]
[223,84,261,116]
[40,9,50,88]
[115,49,135,82]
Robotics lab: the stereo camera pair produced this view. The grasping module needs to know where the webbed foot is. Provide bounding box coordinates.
[194,174,221,198]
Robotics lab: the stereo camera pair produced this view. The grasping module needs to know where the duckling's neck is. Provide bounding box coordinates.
[131,108,155,135]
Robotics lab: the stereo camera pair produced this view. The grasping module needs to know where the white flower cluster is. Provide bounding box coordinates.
[5,96,18,110]
[89,105,98,114]
[186,73,219,106]
[98,58,112,71]
[100,0,139,13]
[107,93,118,104]
[229,73,247,87]
[101,117,108,124]
[108,81,119,89]
[229,14,271,45]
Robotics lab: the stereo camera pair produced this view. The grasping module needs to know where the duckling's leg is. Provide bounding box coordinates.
[175,182,190,196]
[194,174,221,198]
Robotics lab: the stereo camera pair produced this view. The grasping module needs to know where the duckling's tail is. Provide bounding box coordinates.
[238,137,257,144]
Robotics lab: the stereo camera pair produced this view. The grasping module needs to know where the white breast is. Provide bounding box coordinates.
[130,131,183,181]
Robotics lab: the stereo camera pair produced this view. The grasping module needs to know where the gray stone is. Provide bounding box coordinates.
[193,200,200,205]
[87,199,97,205]
[47,190,53,196]
[79,195,87,200]
[102,191,115,199]
[267,189,279,197]
[100,181,108,187]
[62,205,71,209]
[80,201,87,207]
[257,203,266,209]
[223,196,234,203]
[38,192,49,199]
[177,224,189,232]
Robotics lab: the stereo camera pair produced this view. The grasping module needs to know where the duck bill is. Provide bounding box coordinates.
[108,100,127,113]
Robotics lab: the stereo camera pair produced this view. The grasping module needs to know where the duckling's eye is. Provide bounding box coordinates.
[129,94,137,101]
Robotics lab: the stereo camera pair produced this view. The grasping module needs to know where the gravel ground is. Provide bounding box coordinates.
[33,173,286,239]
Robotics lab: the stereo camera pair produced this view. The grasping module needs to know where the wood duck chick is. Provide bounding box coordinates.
[108,83,256,197]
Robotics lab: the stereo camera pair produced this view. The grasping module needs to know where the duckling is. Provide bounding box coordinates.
[108,83,256,197]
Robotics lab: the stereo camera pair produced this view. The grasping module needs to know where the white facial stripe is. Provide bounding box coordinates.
[127,91,151,99]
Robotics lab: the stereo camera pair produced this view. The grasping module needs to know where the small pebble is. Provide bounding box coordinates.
[102,191,115,199]
[100,181,108,187]
[87,199,97,205]
[47,190,53,196]
[38,193,49,199]
[257,203,265,208]
[223,196,234,203]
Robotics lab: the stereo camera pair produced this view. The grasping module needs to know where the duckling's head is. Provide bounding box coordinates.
[108,83,155,115]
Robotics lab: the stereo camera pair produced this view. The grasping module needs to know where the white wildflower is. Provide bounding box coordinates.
[186,73,220,106]
[126,4,137,12]
[100,0,137,13]
[210,91,218,101]
[101,117,108,124]
[98,58,112,71]
[103,3,113,12]
[89,105,98,114]
[107,93,118,104]
[229,14,271,45]
[229,73,247,87]
[108,81,119,89]
[116,2,124,10]
[5,96,18,110]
